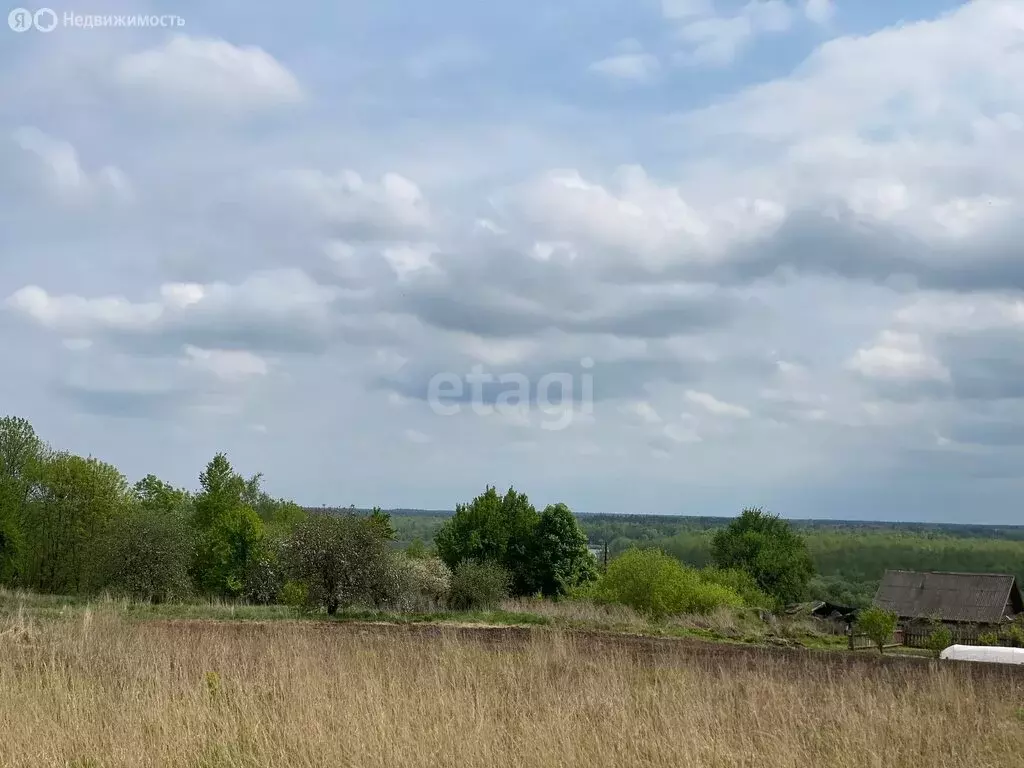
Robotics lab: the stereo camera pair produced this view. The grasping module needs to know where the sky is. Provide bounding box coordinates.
[2,0,1024,523]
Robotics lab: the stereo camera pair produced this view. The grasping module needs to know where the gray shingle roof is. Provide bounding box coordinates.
[873,570,1023,624]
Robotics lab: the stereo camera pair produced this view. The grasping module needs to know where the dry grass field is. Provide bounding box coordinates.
[1,607,1023,768]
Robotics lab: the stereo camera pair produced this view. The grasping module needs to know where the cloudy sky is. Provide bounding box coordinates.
[3,0,1024,523]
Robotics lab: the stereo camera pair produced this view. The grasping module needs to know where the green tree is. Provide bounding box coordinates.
[20,452,131,594]
[434,486,541,595]
[531,503,598,597]
[98,485,194,602]
[0,416,45,582]
[190,454,266,598]
[857,606,898,655]
[242,472,306,534]
[710,507,814,604]
[283,513,392,615]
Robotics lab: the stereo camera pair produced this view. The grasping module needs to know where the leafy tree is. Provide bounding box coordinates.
[435,486,540,595]
[283,513,392,615]
[531,503,598,597]
[242,472,306,534]
[857,606,898,654]
[20,452,132,593]
[0,416,45,581]
[447,560,511,611]
[710,507,815,604]
[190,455,266,598]
[369,506,396,541]
[98,491,194,602]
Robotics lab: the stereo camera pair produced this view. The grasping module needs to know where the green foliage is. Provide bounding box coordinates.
[589,548,744,620]
[710,507,815,605]
[977,631,1000,646]
[283,513,392,614]
[700,566,775,609]
[531,503,598,597]
[98,494,194,602]
[190,455,267,598]
[447,560,511,611]
[857,606,898,654]
[435,488,596,598]
[20,452,132,594]
[0,416,45,581]
[279,580,308,609]
[405,538,430,559]
[924,617,953,659]
[435,486,540,595]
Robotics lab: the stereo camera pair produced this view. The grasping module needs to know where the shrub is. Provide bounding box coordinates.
[977,631,1000,646]
[589,548,744,620]
[925,622,953,659]
[700,567,775,610]
[448,560,510,611]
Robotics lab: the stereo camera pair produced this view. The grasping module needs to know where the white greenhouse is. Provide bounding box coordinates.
[939,644,1024,665]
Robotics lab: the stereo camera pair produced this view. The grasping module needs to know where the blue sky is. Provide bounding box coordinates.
[3,1,1024,523]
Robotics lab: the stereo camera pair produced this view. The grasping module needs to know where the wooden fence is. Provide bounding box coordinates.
[849,629,904,650]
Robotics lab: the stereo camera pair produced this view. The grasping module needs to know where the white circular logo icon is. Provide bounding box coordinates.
[8,7,33,31]
[33,7,57,31]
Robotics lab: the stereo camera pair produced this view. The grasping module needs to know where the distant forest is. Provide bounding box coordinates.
[313,507,1024,608]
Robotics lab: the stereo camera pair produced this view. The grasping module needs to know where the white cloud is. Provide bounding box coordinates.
[382,243,438,280]
[846,331,950,382]
[685,390,751,418]
[115,36,303,114]
[182,346,270,381]
[274,169,431,233]
[13,128,132,203]
[404,429,432,444]
[803,0,835,25]
[589,53,660,83]
[625,400,663,424]
[7,270,337,350]
[670,1,794,67]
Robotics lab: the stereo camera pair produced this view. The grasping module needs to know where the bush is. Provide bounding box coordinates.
[700,567,775,610]
[925,623,953,659]
[977,631,1000,646]
[588,548,744,620]
[448,560,510,611]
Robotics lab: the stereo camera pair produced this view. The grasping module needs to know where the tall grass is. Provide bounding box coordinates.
[1,608,1022,767]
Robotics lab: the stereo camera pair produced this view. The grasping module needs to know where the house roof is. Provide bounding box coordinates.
[873,570,1023,624]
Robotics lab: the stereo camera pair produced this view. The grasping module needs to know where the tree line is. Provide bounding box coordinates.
[0,414,820,617]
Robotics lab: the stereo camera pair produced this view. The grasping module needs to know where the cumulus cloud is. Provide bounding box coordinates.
[4,0,1024,519]
[7,270,339,353]
[668,0,794,67]
[13,128,132,203]
[589,52,660,83]
[115,36,303,114]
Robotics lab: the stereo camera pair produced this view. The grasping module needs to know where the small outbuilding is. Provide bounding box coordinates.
[873,570,1024,645]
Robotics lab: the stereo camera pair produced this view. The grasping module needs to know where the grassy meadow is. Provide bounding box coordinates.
[2,601,1023,767]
